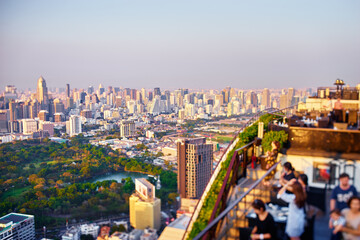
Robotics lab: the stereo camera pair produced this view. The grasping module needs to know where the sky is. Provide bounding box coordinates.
[0,0,359,91]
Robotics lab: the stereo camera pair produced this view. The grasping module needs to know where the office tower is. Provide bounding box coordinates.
[115,96,123,108]
[154,87,161,96]
[39,121,54,136]
[66,115,82,137]
[130,89,137,100]
[0,110,8,133]
[280,94,288,109]
[66,97,74,109]
[38,110,49,121]
[80,109,92,119]
[136,91,143,103]
[120,120,135,138]
[287,88,295,106]
[99,84,105,95]
[0,213,35,240]
[54,99,65,113]
[222,87,231,104]
[149,96,161,114]
[129,178,161,230]
[178,109,185,120]
[127,100,137,114]
[88,86,94,94]
[22,119,38,134]
[54,113,65,122]
[66,84,70,98]
[36,76,49,108]
[29,100,39,119]
[177,137,213,199]
[8,101,18,133]
[261,88,271,108]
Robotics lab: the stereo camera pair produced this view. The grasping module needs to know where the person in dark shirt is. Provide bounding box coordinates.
[330,173,358,211]
[280,162,296,186]
[251,199,277,240]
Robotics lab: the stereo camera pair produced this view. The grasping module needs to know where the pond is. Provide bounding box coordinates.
[92,171,149,183]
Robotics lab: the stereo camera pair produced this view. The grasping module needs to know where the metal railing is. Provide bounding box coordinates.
[194,161,281,240]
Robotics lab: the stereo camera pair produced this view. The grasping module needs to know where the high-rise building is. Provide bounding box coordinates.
[287,88,295,106]
[280,94,288,109]
[66,115,82,137]
[154,87,161,96]
[129,178,161,230]
[54,99,65,114]
[88,86,94,94]
[36,76,49,108]
[177,137,213,199]
[120,120,135,138]
[22,119,37,134]
[38,110,49,121]
[66,84,70,98]
[39,121,54,136]
[261,88,270,108]
[0,213,35,240]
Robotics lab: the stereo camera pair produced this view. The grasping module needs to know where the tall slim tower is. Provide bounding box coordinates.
[66,84,70,98]
[177,137,213,199]
[36,76,49,106]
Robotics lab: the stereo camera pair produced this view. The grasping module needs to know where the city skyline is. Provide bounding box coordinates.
[1,0,359,90]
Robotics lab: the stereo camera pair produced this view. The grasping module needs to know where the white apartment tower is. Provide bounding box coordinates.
[66,115,82,137]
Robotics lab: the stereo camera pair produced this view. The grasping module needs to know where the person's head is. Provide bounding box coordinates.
[337,98,341,102]
[283,162,294,173]
[347,196,360,213]
[292,181,306,208]
[298,174,308,188]
[271,140,280,150]
[330,209,341,220]
[252,199,266,215]
[339,173,350,188]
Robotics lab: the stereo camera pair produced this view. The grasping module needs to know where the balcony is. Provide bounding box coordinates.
[184,107,359,240]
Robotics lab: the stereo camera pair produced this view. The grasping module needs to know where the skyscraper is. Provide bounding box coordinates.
[177,137,213,199]
[261,88,270,108]
[66,84,70,98]
[154,87,161,96]
[36,76,49,108]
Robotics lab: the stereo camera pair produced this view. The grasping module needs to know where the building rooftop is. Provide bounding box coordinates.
[0,213,33,234]
[167,214,191,230]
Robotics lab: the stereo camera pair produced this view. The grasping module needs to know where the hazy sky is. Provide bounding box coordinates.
[0,0,359,91]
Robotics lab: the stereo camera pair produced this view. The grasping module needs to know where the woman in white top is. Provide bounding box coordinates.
[341,196,360,240]
[277,180,307,240]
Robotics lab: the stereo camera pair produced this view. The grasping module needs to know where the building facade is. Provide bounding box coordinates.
[177,137,213,199]
[120,120,135,138]
[129,179,161,230]
[0,213,35,240]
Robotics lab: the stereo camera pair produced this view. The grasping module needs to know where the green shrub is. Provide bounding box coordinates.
[262,130,288,153]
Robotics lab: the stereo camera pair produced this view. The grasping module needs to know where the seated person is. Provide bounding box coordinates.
[280,162,296,186]
[251,199,277,240]
[329,209,346,240]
